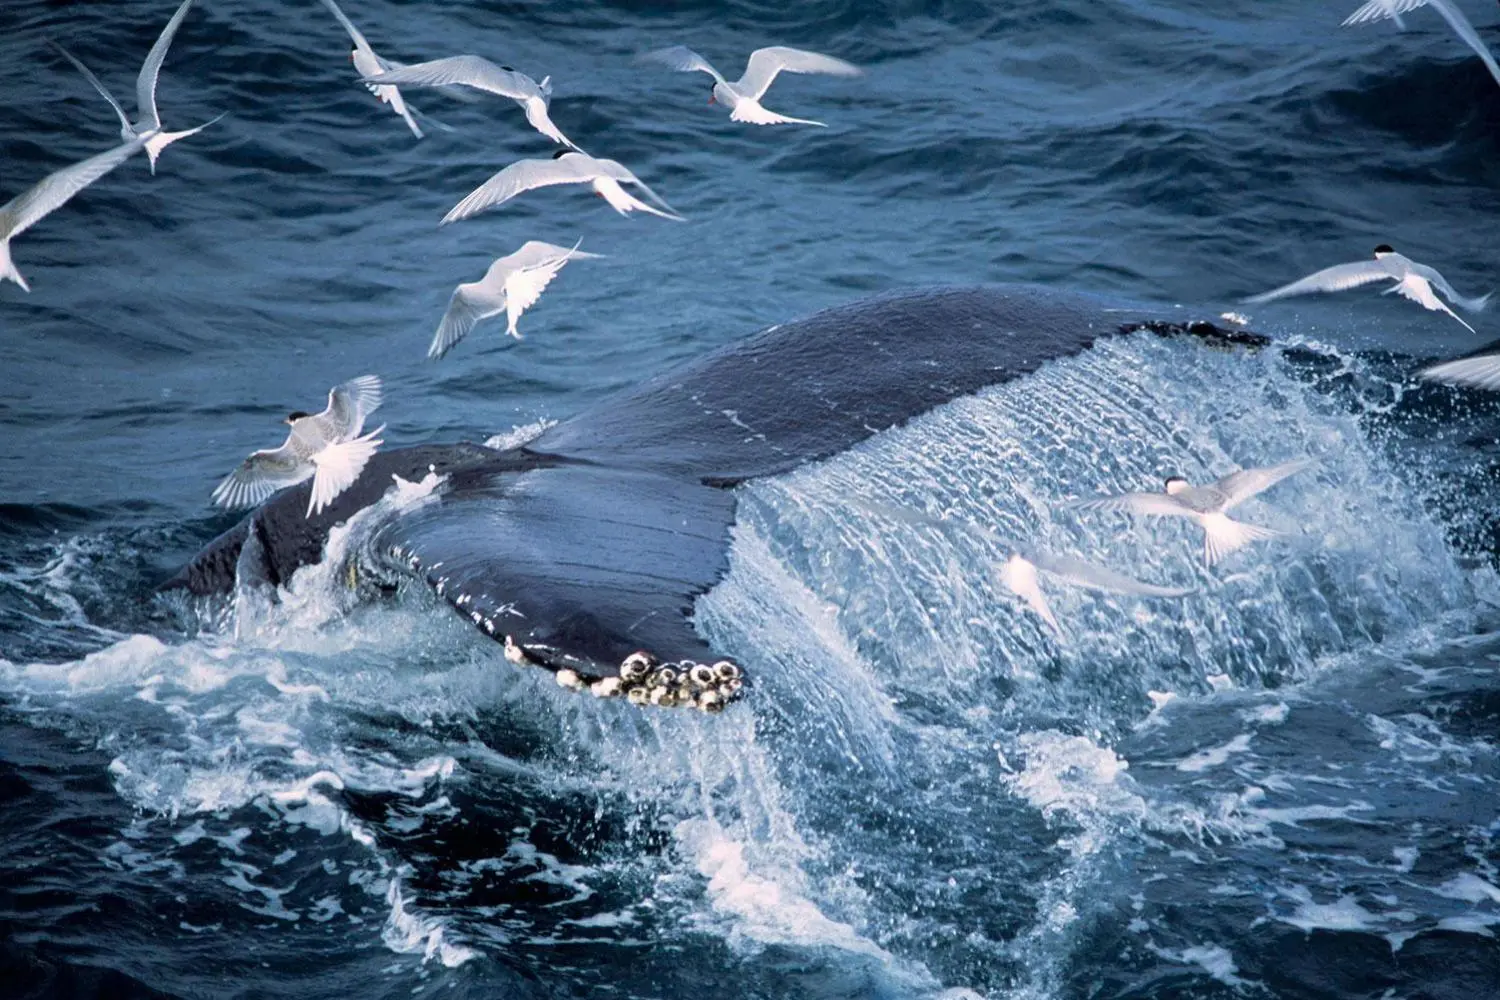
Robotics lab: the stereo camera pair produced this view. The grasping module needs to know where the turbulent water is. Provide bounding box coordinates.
[3,1,1500,997]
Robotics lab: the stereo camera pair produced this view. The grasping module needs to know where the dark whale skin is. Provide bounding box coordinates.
[164,285,1263,684]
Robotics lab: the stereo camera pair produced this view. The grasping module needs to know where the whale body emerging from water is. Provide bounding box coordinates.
[164,285,1264,708]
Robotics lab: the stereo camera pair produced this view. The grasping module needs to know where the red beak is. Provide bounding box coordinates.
[708,94,716,105]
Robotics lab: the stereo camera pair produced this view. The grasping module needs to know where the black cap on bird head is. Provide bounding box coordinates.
[1164,476,1190,495]
[501,65,515,72]
[1373,244,1394,256]
[552,149,571,159]
[285,411,311,424]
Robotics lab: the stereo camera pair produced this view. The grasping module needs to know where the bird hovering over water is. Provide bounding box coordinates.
[1,136,148,292]
[640,44,862,127]
[441,150,684,224]
[429,239,602,359]
[362,54,576,148]
[50,0,221,174]
[1342,0,1500,89]
[212,376,385,518]
[1068,459,1316,567]
[1243,246,1489,333]
[318,0,427,138]
[851,497,1193,637]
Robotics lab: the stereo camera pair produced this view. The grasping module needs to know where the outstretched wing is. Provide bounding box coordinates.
[1427,0,1500,87]
[319,0,371,51]
[594,158,682,216]
[0,136,147,240]
[430,283,494,359]
[1409,262,1490,313]
[322,374,382,436]
[1243,261,1394,304]
[364,55,539,99]
[1028,550,1194,598]
[51,43,133,132]
[441,156,594,224]
[1343,0,1428,26]
[1066,492,1196,519]
[1421,351,1500,391]
[307,425,384,517]
[212,442,311,508]
[137,0,196,131]
[1215,458,1316,509]
[738,46,861,100]
[638,45,726,85]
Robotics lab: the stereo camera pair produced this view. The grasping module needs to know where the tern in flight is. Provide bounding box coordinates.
[441,149,684,224]
[51,0,220,174]
[429,239,602,359]
[362,54,576,148]
[1244,246,1489,333]
[640,44,862,126]
[213,376,386,518]
[1068,459,1316,567]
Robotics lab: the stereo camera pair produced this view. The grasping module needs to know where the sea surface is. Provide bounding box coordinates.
[3,0,1500,997]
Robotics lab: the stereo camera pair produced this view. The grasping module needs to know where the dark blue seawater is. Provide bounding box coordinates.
[3,0,1500,997]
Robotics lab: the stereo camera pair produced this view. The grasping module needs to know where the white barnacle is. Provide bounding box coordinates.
[591,677,622,698]
[470,611,483,625]
[627,687,649,706]
[689,664,716,688]
[556,669,583,690]
[483,618,496,635]
[713,661,741,682]
[503,635,527,665]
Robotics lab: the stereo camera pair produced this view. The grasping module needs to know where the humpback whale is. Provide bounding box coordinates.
[163,285,1265,709]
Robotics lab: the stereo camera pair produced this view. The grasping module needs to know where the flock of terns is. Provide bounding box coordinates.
[4,0,1500,644]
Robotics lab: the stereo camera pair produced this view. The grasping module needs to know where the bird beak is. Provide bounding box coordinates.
[708,94,716,105]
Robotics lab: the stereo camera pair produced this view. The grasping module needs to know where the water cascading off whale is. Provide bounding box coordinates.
[162,285,1267,709]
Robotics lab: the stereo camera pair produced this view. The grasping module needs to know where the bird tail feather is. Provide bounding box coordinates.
[1201,513,1281,567]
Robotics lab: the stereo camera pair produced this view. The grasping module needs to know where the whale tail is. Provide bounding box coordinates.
[1200,513,1281,567]
[0,238,29,292]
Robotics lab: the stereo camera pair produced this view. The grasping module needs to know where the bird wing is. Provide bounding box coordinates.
[430,283,497,359]
[307,425,384,517]
[1391,276,1476,332]
[738,46,862,100]
[1211,458,1316,510]
[319,0,372,51]
[521,96,578,148]
[503,252,574,328]
[0,136,147,241]
[729,100,826,126]
[441,156,594,224]
[1066,492,1197,518]
[1420,352,1500,391]
[1242,260,1394,304]
[363,55,539,99]
[51,43,133,132]
[1427,0,1500,87]
[502,238,602,272]
[1028,550,1195,598]
[1343,0,1428,26]
[321,374,382,436]
[1409,261,1490,312]
[211,442,312,509]
[638,45,726,85]
[998,556,1063,635]
[136,0,196,131]
[593,157,682,216]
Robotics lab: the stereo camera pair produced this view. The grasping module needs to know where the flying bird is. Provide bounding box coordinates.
[1068,459,1316,567]
[318,0,428,138]
[429,239,602,359]
[212,375,386,518]
[640,44,862,126]
[851,497,1192,637]
[50,0,220,174]
[1419,351,1500,390]
[362,54,576,148]
[1,136,148,292]
[441,150,684,225]
[1243,245,1489,333]
[1343,0,1500,89]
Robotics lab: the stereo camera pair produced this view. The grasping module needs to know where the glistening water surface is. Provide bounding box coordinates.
[2,1,1499,997]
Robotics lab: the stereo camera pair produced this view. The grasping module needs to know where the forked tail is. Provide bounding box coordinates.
[0,238,29,292]
[1200,512,1282,567]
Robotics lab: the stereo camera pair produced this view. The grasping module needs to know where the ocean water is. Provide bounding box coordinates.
[3,0,1500,997]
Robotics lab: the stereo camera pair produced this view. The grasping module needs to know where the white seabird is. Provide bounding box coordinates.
[441,149,684,225]
[212,375,386,518]
[640,44,861,126]
[1243,245,1489,333]
[1068,459,1316,567]
[51,0,221,174]
[361,54,576,148]
[429,239,602,359]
